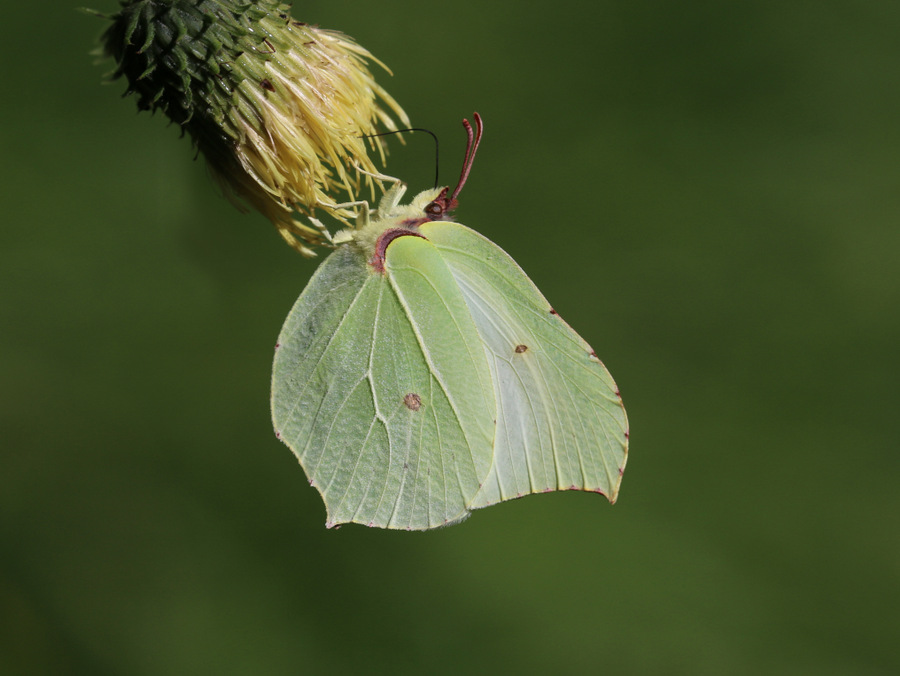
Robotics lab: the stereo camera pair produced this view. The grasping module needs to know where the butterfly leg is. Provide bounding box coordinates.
[352,164,403,185]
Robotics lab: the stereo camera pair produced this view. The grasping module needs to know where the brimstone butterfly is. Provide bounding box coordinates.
[271,114,628,530]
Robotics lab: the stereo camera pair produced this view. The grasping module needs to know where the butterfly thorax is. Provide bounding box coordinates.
[339,184,449,267]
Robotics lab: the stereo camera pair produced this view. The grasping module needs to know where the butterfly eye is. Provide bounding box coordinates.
[424,201,444,219]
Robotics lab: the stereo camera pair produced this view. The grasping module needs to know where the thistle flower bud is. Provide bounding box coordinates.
[97,0,409,256]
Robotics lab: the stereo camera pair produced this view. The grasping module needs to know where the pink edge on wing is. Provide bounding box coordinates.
[542,487,553,493]
[399,217,430,229]
[370,227,427,273]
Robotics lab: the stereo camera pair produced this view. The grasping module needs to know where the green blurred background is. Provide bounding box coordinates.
[3,1,899,673]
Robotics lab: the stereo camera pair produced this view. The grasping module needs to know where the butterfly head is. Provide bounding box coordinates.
[401,112,484,226]
[346,113,484,259]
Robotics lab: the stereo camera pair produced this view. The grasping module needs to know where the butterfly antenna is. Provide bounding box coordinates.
[364,127,440,189]
[449,112,484,203]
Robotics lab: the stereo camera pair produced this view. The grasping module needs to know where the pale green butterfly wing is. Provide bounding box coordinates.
[271,238,496,530]
[420,220,629,507]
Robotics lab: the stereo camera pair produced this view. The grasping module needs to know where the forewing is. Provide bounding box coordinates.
[271,240,495,530]
[421,221,629,508]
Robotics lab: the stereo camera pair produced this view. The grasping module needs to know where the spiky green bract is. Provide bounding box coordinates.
[98,0,409,256]
[271,184,629,530]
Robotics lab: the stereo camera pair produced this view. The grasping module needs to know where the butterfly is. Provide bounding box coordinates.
[272,114,628,530]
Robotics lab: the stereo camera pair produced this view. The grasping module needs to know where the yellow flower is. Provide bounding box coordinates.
[99,0,409,256]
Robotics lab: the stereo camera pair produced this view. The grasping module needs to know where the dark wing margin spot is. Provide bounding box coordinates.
[403,393,422,411]
[515,344,528,353]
